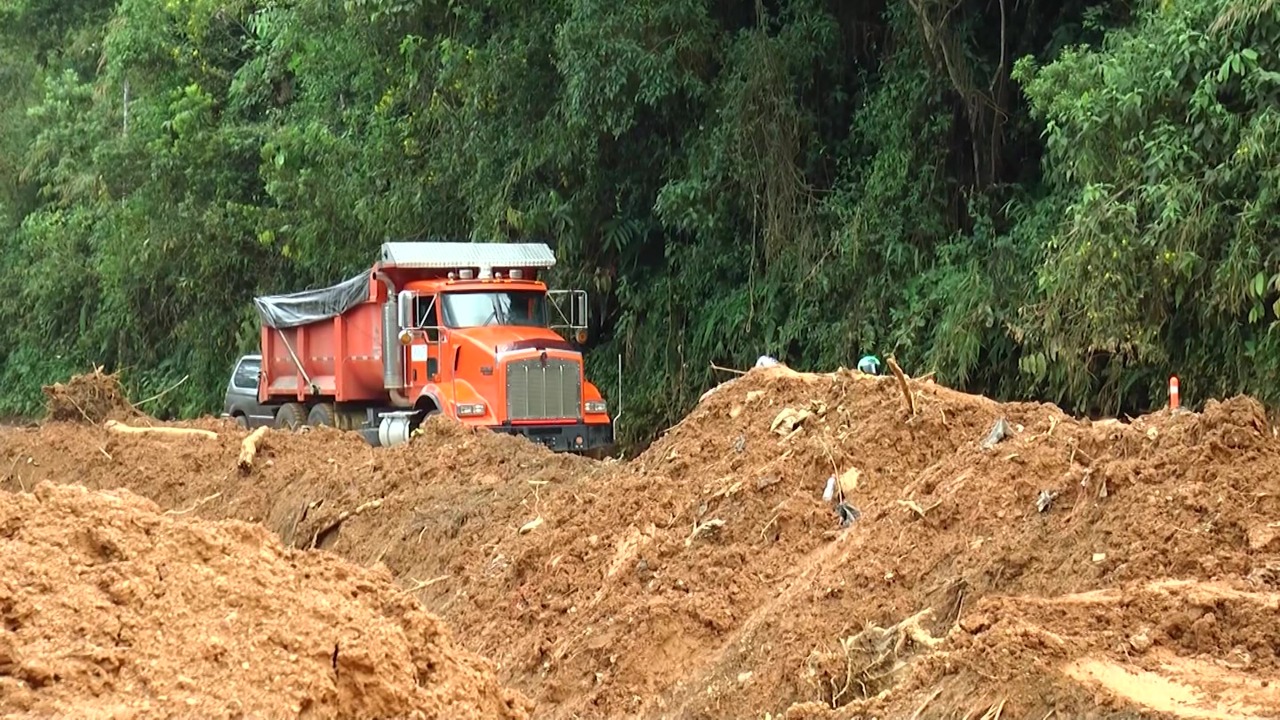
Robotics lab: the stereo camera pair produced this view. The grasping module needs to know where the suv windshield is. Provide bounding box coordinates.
[442,290,548,328]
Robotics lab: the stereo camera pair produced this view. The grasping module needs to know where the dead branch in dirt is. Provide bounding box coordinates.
[818,436,840,479]
[897,498,942,519]
[710,363,749,376]
[826,608,945,707]
[133,374,189,407]
[910,689,943,720]
[759,512,783,542]
[165,491,224,516]
[402,575,450,595]
[886,356,917,418]
[1066,440,1095,467]
[104,420,217,440]
[686,518,725,546]
[1024,416,1061,445]
[310,498,384,549]
[979,698,1007,720]
[4,456,23,492]
[238,426,268,473]
[67,396,94,424]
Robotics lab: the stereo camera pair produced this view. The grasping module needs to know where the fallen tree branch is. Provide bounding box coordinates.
[886,356,917,418]
[165,491,223,516]
[311,498,384,549]
[910,688,943,720]
[710,363,749,376]
[104,420,217,440]
[134,374,189,407]
[401,575,450,595]
[897,498,942,519]
[238,426,269,474]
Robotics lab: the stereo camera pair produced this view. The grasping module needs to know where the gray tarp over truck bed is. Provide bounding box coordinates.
[252,271,370,330]
[252,241,558,329]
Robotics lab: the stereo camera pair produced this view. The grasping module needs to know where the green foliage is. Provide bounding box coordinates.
[1016,0,1280,413]
[4,0,1280,444]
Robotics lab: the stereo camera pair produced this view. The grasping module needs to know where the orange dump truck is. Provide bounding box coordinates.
[252,241,614,452]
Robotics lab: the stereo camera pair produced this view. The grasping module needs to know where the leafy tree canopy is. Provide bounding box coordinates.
[1,0,1277,444]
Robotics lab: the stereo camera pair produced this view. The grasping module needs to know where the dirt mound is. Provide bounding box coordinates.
[41,367,138,423]
[4,367,1280,718]
[0,482,532,720]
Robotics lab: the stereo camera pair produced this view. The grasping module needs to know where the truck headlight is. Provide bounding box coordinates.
[455,403,486,417]
[585,401,608,414]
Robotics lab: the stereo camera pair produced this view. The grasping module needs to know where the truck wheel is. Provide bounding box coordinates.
[307,403,336,427]
[275,402,305,431]
[233,414,248,430]
[410,406,441,436]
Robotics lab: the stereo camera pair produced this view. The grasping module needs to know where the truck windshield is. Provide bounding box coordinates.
[442,291,548,328]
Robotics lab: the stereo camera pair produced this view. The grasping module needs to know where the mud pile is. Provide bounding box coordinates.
[5,366,1280,719]
[41,367,138,423]
[0,482,531,719]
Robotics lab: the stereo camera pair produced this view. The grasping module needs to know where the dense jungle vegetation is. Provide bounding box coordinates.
[2,0,1279,444]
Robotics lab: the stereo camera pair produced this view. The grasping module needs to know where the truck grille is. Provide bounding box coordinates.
[505,358,582,420]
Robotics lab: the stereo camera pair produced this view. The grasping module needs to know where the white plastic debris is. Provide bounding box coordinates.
[1037,489,1058,513]
[755,355,779,368]
[822,475,837,502]
[981,418,1012,450]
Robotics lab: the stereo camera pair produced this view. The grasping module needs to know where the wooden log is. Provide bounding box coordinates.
[104,420,218,440]
[886,356,917,418]
[238,426,269,473]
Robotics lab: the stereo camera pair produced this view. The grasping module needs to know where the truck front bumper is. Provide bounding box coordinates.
[495,421,614,453]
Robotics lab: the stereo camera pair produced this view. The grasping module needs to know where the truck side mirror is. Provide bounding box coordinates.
[573,292,588,329]
[547,289,589,332]
[397,291,414,329]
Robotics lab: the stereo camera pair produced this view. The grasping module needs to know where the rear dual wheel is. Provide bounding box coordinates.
[274,402,305,430]
[275,402,343,432]
[307,403,336,427]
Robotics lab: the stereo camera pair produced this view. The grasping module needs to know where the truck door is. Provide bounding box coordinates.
[407,294,444,387]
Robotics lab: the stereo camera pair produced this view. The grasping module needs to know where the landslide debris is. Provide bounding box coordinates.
[0,482,532,720]
[41,366,138,424]
[5,365,1280,719]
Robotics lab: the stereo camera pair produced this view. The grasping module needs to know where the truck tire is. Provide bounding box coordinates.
[275,402,305,431]
[307,403,336,428]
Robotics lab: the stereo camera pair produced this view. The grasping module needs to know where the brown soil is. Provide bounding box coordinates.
[0,481,531,719]
[41,367,139,424]
[4,365,1280,718]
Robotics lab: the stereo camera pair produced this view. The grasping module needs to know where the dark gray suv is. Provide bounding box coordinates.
[220,354,276,428]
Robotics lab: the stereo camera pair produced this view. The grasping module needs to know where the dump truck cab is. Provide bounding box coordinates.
[390,267,611,452]
[253,241,614,453]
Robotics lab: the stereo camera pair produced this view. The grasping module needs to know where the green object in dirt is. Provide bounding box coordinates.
[857,355,881,375]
